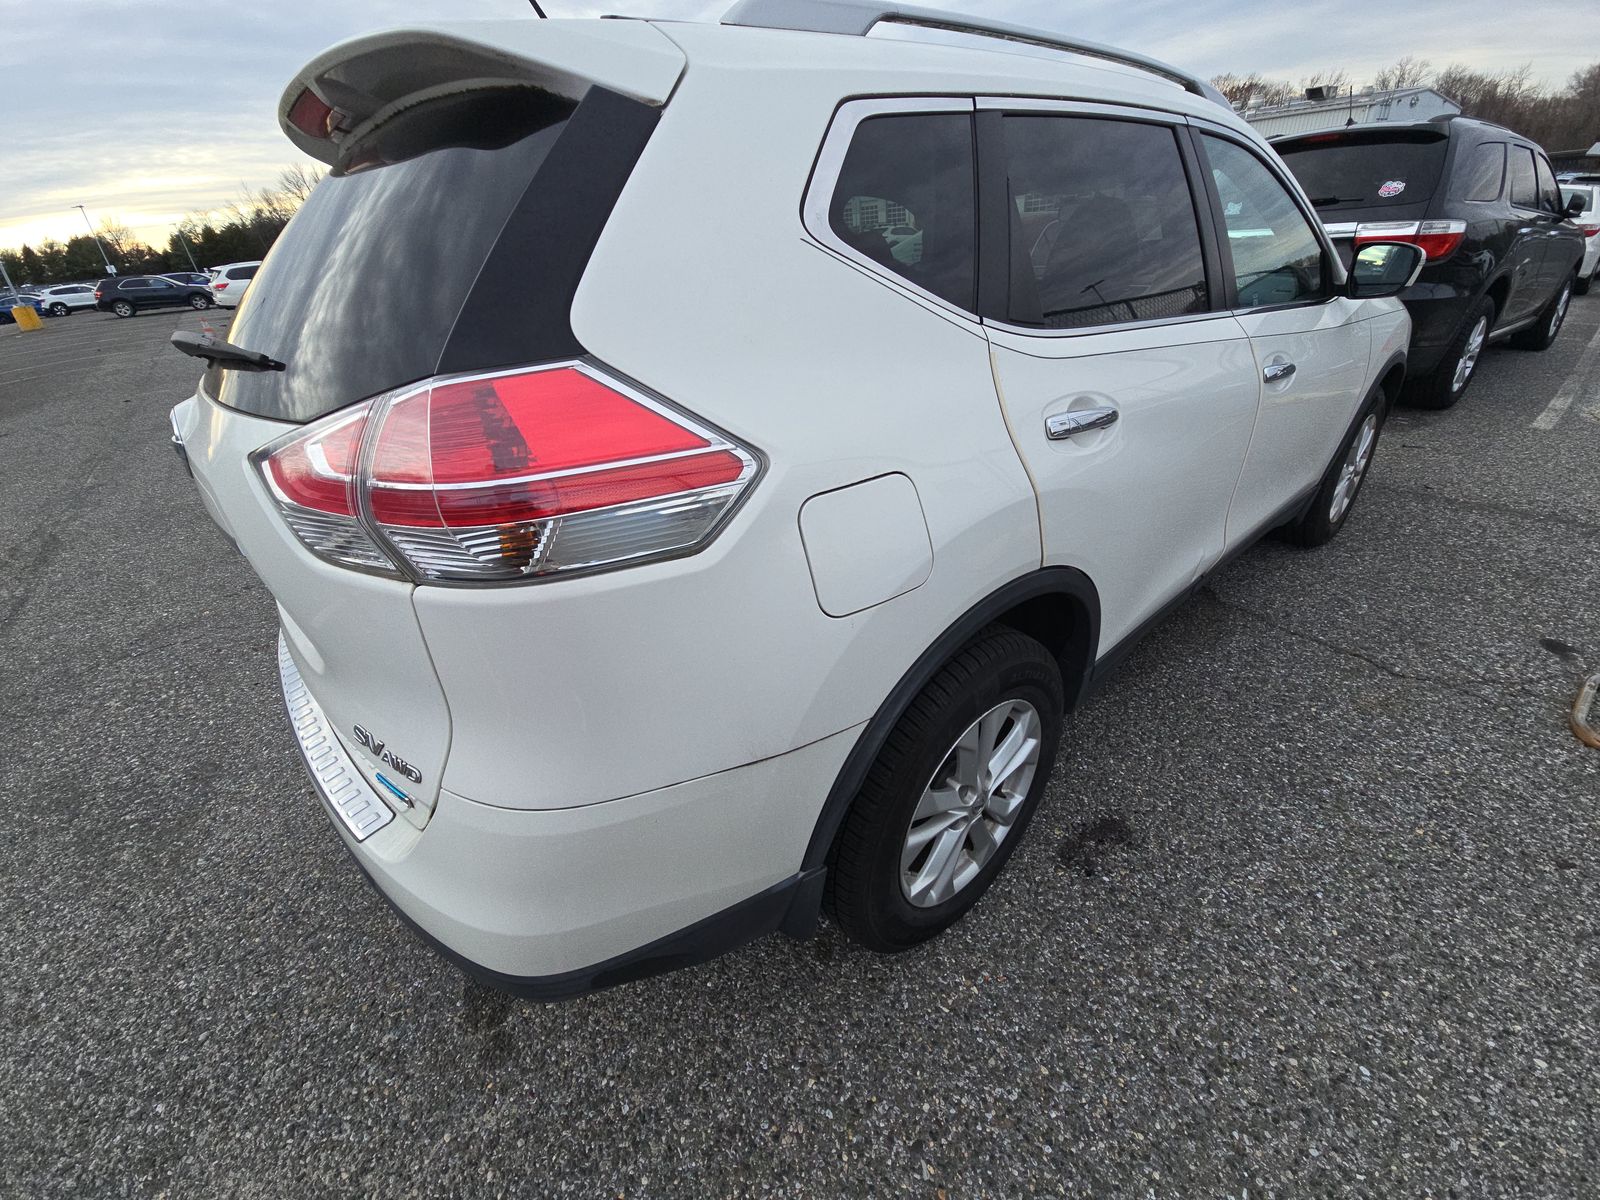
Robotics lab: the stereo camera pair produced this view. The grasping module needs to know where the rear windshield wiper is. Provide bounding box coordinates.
[170,330,286,372]
[1308,196,1365,208]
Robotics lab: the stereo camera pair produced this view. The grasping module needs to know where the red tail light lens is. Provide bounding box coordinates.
[1352,219,1465,263]
[256,404,394,573]
[254,363,760,584]
[94,289,102,299]
[214,282,228,290]
[287,88,339,140]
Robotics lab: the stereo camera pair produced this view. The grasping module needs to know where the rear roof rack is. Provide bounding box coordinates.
[720,0,1230,109]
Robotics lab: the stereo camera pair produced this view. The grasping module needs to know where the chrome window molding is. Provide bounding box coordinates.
[801,95,981,324]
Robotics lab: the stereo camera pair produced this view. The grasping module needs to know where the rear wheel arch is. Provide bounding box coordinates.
[784,567,1099,933]
[1484,276,1510,325]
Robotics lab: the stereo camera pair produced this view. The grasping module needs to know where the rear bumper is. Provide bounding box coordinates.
[279,631,858,997]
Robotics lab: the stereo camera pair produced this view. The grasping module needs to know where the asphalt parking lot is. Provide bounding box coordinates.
[3,300,1598,1198]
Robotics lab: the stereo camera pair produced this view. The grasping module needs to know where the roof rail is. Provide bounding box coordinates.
[720,0,1230,109]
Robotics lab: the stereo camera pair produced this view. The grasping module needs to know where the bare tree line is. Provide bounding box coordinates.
[1,165,324,286]
[1211,59,1600,152]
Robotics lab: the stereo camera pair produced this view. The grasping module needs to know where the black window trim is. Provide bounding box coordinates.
[1507,143,1543,213]
[1188,118,1347,316]
[800,95,983,326]
[973,97,1227,338]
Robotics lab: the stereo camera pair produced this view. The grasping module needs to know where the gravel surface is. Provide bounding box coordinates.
[2,300,1598,1198]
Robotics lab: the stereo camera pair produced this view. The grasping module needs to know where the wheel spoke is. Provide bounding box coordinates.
[912,783,964,823]
[907,826,966,905]
[987,721,1038,795]
[901,809,963,871]
[966,817,1001,866]
[953,723,983,789]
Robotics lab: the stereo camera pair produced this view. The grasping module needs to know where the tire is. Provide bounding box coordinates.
[49,302,69,317]
[827,627,1064,953]
[1405,297,1495,410]
[1510,275,1573,350]
[188,293,212,310]
[1278,383,1387,548]
[111,300,135,318]
[1575,271,1592,297]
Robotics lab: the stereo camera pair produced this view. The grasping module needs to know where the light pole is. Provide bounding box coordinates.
[73,204,116,275]
[175,229,201,273]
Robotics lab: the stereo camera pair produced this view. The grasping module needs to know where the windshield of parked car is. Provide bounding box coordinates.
[1276,129,1449,213]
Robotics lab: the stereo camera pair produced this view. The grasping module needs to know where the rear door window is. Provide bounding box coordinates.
[1509,148,1539,208]
[828,113,977,311]
[1456,142,1506,202]
[1201,134,1327,309]
[228,265,259,281]
[1275,130,1448,213]
[996,114,1208,329]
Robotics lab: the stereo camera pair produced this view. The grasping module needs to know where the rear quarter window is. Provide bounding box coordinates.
[827,112,977,311]
[1455,142,1506,202]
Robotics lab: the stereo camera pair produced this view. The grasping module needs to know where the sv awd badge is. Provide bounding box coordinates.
[351,724,423,784]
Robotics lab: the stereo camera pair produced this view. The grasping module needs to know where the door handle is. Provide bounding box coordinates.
[1263,361,1297,383]
[1045,407,1118,440]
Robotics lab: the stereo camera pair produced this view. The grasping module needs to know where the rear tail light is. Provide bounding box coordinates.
[253,362,760,584]
[1582,224,1600,238]
[1351,218,1466,262]
[214,282,228,290]
[93,289,102,299]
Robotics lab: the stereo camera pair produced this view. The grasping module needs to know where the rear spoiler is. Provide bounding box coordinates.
[278,19,686,166]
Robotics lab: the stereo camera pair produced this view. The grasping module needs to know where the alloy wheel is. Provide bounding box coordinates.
[1329,413,1379,523]
[1452,316,1488,393]
[900,699,1042,908]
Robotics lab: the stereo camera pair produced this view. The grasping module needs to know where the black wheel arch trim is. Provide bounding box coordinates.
[782,566,1100,935]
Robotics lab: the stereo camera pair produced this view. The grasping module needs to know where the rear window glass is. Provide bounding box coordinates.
[227,265,259,281]
[829,113,977,311]
[1456,142,1506,202]
[207,92,576,423]
[1276,131,1448,212]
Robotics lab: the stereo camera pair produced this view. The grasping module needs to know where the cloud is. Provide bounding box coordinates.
[1,0,1589,252]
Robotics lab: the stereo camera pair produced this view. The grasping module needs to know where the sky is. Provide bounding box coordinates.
[0,0,1591,254]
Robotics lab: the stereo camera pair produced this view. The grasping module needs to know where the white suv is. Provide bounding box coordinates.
[209,260,262,307]
[169,0,1419,999]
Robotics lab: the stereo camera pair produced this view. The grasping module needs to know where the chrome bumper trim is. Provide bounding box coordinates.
[277,633,394,841]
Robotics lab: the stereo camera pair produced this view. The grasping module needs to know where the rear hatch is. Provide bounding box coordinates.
[1275,126,1451,264]
[172,20,685,829]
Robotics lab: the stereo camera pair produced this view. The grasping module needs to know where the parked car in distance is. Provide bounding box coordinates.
[1274,116,1585,409]
[94,275,214,317]
[169,0,1421,1000]
[37,283,99,316]
[209,261,262,307]
[1560,183,1600,293]
[0,291,47,323]
[160,272,213,288]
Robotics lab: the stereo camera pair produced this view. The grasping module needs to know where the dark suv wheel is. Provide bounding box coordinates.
[188,293,212,310]
[1407,296,1495,410]
[1511,275,1573,351]
[110,299,135,318]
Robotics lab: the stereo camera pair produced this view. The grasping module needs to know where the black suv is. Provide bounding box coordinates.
[94,275,214,318]
[1275,116,1584,408]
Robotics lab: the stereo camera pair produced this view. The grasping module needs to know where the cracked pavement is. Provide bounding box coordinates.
[2,299,1599,1198]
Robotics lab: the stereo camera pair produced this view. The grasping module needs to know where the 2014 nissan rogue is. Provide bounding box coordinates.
[169,0,1423,999]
